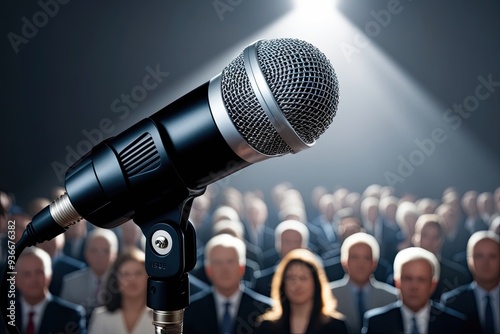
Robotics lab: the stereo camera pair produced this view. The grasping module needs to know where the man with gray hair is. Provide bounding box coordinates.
[441,231,500,334]
[12,247,86,333]
[363,247,467,334]
[331,232,398,334]
[61,228,118,325]
[183,234,271,334]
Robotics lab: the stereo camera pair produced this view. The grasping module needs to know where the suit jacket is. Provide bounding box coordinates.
[362,301,467,334]
[431,258,472,301]
[378,219,404,264]
[310,215,341,256]
[442,226,471,262]
[63,237,87,264]
[16,296,86,334]
[243,222,276,255]
[331,276,399,334]
[440,283,484,334]
[60,267,105,324]
[253,264,277,297]
[255,315,348,334]
[183,286,271,334]
[50,253,87,296]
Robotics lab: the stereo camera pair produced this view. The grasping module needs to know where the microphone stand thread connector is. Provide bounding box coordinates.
[153,309,184,334]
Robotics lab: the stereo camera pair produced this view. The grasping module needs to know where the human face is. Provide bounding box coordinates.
[118,260,147,299]
[281,230,303,258]
[206,246,244,296]
[16,255,49,305]
[440,207,458,232]
[85,237,116,276]
[417,225,442,255]
[367,206,379,223]
[345,243,376,286]
[468,239,500,286]
[395,260,436,312]
[283,263,315,306]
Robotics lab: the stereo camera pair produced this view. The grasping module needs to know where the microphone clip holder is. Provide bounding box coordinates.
[134,193,199,333]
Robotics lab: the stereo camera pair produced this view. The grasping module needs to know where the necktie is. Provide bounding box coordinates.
[484,294,495,334]
[25,310,35,334]
[95,278,102,304]
[411,315,419,334]
[222,301,232,334]
[357,289,365,326]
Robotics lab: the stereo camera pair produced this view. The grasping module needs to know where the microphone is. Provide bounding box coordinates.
[7,38,339,333]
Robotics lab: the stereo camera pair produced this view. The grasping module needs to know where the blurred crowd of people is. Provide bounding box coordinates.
[0,182,499,333]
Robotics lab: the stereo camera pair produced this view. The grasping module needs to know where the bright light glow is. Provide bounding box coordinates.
[224,1,498,196]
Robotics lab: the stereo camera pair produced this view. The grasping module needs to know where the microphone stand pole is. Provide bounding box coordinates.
[134,192,199,334]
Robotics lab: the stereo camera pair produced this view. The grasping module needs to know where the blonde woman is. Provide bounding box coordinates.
[256,248,347,334]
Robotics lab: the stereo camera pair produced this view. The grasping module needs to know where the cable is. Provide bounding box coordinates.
[1,205,70,334]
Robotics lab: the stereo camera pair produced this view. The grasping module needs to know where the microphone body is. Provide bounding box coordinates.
[65,80,250,230]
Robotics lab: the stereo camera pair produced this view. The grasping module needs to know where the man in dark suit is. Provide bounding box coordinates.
[310,193,341,257]
[37,233,87,296]
[378,196,404,264]
[411,214,472,300]
[363,247,467,334]
[330,232,398,334]
[461,191,489,235]
[242,195,275,258]
[60,228,118,325]
[441,231,500,334]
[14,246,86,334]
[184,234,271,334]
[436,203,471,269]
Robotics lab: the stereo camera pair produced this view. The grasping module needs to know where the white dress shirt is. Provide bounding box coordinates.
[88,306,153,334]
[473,281,500,334]
[213,287,243,325]
[401,302,431,334]
[20,294,51,333]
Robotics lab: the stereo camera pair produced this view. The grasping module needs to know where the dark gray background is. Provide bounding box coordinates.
[1,0,499,209]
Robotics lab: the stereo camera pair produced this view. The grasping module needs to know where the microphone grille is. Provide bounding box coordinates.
[221,38,339,156]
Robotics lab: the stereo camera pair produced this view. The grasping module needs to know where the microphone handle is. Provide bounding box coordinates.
[64,81,249,229]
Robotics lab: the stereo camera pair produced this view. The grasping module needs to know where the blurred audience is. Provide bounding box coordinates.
[3,182,500,334]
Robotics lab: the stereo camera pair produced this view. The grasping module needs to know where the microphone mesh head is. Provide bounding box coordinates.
[221,38,339,156]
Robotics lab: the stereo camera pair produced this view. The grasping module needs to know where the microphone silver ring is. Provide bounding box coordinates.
[243,40,313,153]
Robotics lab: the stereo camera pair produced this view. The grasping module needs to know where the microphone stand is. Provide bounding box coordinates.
[134,194,199,334]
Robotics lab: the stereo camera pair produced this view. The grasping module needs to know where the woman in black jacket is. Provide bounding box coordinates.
[255,248,347,334]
